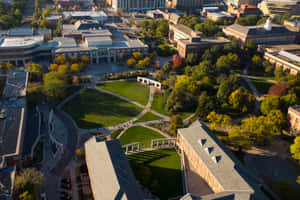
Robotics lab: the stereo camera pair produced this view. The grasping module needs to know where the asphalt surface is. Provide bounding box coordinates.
[43,108,78,200]
[22,109,39,157]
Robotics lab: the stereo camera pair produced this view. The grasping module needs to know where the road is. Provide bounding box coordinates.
[43,108,78,200]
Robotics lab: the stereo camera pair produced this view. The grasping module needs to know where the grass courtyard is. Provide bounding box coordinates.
[127,149,183,200]
[250,79,275,94]
[119,126,165,148]
[97,81,150,105]
[151,93,170,116]
[134,112,162,123]
[62,89,142,128]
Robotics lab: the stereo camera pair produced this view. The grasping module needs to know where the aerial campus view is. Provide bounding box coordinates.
[0,0,300,200]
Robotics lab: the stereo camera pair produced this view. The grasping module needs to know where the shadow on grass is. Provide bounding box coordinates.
[127,149,183,200]
[127,151,169,164]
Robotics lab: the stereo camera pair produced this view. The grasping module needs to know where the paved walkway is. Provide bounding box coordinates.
[56,83,171,138]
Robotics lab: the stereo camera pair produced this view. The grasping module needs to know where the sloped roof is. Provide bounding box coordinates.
[84,137,143,200]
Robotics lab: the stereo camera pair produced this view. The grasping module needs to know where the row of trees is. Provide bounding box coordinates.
[31,0,51,29]
[127,52,151,68]
[178,16,223,37]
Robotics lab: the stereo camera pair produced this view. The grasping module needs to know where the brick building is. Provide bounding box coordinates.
[169,24,230,58]
[288,105,300,136]
[223,19,298,45]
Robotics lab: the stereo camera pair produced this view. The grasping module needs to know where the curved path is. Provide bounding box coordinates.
[43,108,79,200]
[56,83,171,136]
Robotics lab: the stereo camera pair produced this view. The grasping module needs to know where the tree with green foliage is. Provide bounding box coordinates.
[81,55,90,64]
[260,96,281,115]
[70,63,81,73]
[229,88,255,112]
[290,137,300,164]
[55,55,66,65]
[26,63,44,82]
[216,53,240,71]
[228,125,253,151]
[43,72,67,102]
[195,91,215,120]
[132,52,142,60]
[235,15,259,26]
[127,58,136,66]
[163,62,172,73]
[217,76,238,103]
[0,62,14,73]
[194,19,221,36]
[186,53,198,66]
[14,168,43,200]
[169,114,183,136]
[136,57,151,68]
[207,111,232,131]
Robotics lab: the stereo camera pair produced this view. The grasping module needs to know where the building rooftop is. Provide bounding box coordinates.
[226,23,296,36]
[171,24,201,37]
[8,28,33,36]
[0,69,28,164]
[74,19,101,30]
[264,44,300,69]
[289,105,300,114]
[0,36,44,48]
[178,36,230,45]
[178,121,255,197]
[84,137,143,200]
[63,11,107,19]
[53,37,77,48]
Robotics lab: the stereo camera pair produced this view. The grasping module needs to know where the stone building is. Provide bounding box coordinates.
[177,120,266,200]
[262,43,300,75]
[288,105,300,136]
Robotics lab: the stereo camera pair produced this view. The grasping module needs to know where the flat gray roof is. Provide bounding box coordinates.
[53,37,77,48]
[84,137,143,200]
[0,69,28,163]
[0,36,43,48]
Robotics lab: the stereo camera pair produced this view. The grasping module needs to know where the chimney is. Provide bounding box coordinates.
[264,17,272,31]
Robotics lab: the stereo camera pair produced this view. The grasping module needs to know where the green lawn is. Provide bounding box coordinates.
[135,112,162,123]
[110,128,123,139]
[62,89,142,128]
[250,79,274,94]
[97,81,149,105]
[127,149,183,200]
[119,126,165,148]
[151,94,170,116]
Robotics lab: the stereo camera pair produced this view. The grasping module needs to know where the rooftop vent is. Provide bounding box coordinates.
[198,139,206,146]
[212,155,222,163]
[205,147,214,154]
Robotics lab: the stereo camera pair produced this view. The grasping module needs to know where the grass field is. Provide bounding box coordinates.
[62,89,142,128]
[97,81,149,105]
[151,94,170,116]
[119,126,165,148]
[127,149,183,200]
[110,128,123,139]
[250,79,274,94]
[135,112,162,123]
